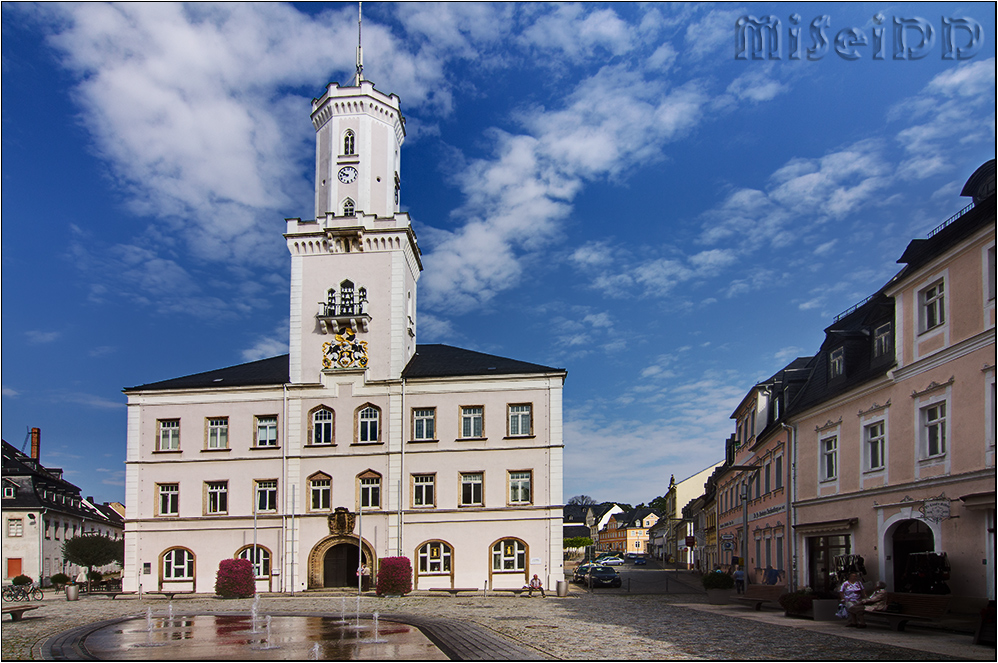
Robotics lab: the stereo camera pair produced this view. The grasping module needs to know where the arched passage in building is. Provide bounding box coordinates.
[890,519,935,592]
[307,535,374,589]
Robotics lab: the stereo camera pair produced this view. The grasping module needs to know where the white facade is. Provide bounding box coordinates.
[123,78,566,595]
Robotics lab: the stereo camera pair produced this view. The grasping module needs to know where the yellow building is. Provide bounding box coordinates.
[599,509,660,554]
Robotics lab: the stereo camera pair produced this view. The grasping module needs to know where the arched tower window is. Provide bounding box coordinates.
[343,198,355,217]
[343,129,355,156]
[339,280,355,314]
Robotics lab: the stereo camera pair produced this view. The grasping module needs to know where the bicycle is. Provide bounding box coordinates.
[2,585,43,602]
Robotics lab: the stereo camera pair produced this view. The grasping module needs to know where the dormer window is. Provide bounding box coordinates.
[873,323,892,358]
[343,198,355,216]
[343,130,355,156]
[2,486,15,499]
[829,347,844,379]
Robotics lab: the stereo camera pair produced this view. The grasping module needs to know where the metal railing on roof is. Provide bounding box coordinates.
[832,294,875,323]
[927,201,975,238]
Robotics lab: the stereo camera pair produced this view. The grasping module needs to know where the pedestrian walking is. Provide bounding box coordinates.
[733,566,745,594]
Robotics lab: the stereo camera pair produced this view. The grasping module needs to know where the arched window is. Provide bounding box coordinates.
[237,545,271,578]
[492,538,526,572]
[162,548,194,579]
[417,541,452,574]
[358,406,380,443]
[343,198,355,216]
[310,408,334,445]
[343,130,355,156]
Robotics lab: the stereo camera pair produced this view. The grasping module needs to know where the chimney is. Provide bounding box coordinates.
[30,427,40,460]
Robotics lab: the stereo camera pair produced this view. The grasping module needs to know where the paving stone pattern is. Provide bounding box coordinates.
[1,588,977,661]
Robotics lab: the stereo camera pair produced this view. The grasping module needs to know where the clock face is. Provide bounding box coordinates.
[338,166,358,184]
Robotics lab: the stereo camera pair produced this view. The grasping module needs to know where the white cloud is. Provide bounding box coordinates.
[62,392,125,410]
[242,322,290,362]
[2,386,19,398]
[684,8,745,61]
[26,330,61,344]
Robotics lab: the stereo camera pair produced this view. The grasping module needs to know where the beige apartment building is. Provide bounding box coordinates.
[122,75,566,595]
[791,161,995,598]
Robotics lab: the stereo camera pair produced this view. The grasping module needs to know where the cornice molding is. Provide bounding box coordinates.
[910,376,955,399]
[857,399,891,417]
[893,328,996,383]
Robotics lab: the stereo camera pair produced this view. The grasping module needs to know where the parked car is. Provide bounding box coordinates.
[573,563,596,583]
[633,557,647,566]
[625,552,637,559]
[585,565,622,588]
[601,557,625,566]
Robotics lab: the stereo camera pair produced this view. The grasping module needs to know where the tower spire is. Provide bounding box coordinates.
[355,1,364,86]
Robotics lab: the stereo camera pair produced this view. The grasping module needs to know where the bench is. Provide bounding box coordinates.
[864,592,951,631]
[146,591,194,600]
[491,588,529,596]
[3,605,40,622]
[428,587,479,596]
[733,585,787,611]
[89,590,137,599]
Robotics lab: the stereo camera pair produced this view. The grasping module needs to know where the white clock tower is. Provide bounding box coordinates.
[285,77,420,385]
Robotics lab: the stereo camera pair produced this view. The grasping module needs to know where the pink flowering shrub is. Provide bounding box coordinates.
[215,558,255,598]
[375,556,412,596]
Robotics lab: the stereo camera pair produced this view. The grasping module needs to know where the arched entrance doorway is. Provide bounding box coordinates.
[307,535,374,590]
[892,519,934,592]
[323,544,359,588]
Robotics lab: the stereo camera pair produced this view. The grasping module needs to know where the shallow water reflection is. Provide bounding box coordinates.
[85,614,447,660]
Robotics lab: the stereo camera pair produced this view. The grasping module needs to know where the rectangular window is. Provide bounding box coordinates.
[360,477,381,509]
[755,538,761,569]
[764,463,771,493]
[775,535,784,571]
[829,347,844,379]
[206,481,228,514]
[256,480,278,512]
[765,537,772,568]
[412,474,435,507]
[158,419,180,451]
[207,417,228,449]
[865,421,886,471]
[461,472,483,506]
[413,408,435,441]
[923,402,947,457]
[256,416,278,447]
[7,518,23,537]
[311,479,331,511]
[508,471,532,504]
[461,407,483,438]
[508,404,532,436]
[921,280,945,331]
[821,436,837,481]
[988,246,996,302]
[158,483,179,516]
[873,323,892,358]
[775,456,783,489]
[3,486,14,499]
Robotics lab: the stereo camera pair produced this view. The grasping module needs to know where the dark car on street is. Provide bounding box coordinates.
[573,563,597,583]
[633,557,647,565]
[584,565,622,588]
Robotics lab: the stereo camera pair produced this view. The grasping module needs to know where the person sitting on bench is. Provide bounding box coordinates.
[526,574,546,597]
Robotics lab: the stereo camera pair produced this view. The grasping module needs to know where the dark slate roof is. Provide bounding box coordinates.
[563,525,591,539]
[2,440,119,525]
[403,344,564,379]
[563,504,588,523]
[125,355,290,392]
[125,344,564,392]
[615,508,661,527]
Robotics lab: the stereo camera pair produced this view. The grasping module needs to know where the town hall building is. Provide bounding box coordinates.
[122,72,566,594]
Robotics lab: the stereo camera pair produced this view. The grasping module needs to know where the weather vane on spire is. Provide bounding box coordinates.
[355,1,364,86]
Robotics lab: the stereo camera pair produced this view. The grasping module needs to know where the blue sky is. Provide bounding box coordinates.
[2,3,994,506]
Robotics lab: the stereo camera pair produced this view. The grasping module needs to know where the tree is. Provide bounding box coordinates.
[649,495,669,514]
[566,495,597,506]
[564,536,593,550]
[62,534,123,592]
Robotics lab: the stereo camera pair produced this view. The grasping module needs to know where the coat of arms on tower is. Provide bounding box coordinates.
[328,507,356,535]
[322,327,369,369]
